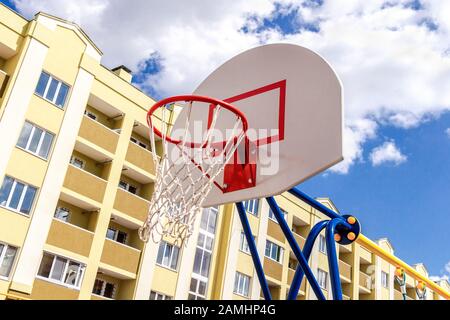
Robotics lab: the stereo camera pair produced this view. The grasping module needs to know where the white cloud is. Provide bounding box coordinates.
[446,128,450,138]
[11,0,450,173]
[430,261,450,283]
[369,140,407,166]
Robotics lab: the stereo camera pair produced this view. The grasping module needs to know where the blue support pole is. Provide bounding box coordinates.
[235,202,272,300]
[266,197,326,301]
[325,219,343,300]
[287,220,329,300]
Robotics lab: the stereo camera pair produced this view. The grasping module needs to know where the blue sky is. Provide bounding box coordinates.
[1,0,449,279]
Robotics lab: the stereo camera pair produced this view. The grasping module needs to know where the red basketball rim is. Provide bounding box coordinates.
[147,95,249,149]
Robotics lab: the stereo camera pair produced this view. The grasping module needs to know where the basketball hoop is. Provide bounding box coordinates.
[139,95,249,245]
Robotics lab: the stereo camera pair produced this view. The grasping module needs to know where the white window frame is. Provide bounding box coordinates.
[92,278,116,299]
[54,207,70,222]
[16,122,54,160]
[318,234,327,254]
[233,272,251,297]
[188,277,208,300]
[35,71,70,108]
[265,240,284,263]
[318,268,328,290]
[37,253,85,289]
[118,180,139,195]
[0,176,37,216]
[243,199,259,216]
[130,136,149,150]
[381,271,389,288]
[239,231,251,254]
[268,208,287,223]
[70,156,85,169]
[0,242,18,280]
[156,241,180,271]
[106,227,128,245]
[84,110,98,121]
[150,290,172,300]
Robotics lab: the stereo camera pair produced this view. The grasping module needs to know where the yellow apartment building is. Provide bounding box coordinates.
[0,4,448,301]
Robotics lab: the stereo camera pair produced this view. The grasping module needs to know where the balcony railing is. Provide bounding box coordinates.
[63,165,107,203]
[100,239,141,275]
[113,188,150,222]
[287,268,307,294]
[292,232,306,249]
[339,260,352,280]
[46,219,94,257]
[125,141,156,175]
[359,271,372,291]
[263,257,283,281]
[78,115,119,154]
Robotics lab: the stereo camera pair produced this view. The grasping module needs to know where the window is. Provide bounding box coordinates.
[188,278,207,300]
[189,207,218,300]
[318,235,327,254]
[130,137,148,150]
[234,272,250,297]
[16,122,54,159]
[84,110,98,121]
[0,243,18,278]
[156,241,180,270]
[268,208,287,223]
[239,232,251,254]
[265,240,284,263]
[317,269,328,290]
[92,279,116,299]
[0,176,37,215]
[35,71,70,108]
[37,252,85,288]
[288,259,298,270]
[118,180,138,195]
[106,228,128,245]
[381,271,389,288]
[150,290,172,300]
[54,207,70,222]
[70,156,84,169]
[243,199,259,216]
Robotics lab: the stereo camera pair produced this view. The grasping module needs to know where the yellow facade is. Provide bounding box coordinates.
[0,4,448,301]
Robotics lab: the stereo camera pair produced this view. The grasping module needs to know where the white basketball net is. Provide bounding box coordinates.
[139,99,247,246]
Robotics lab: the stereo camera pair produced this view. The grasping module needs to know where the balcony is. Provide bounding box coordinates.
[359,271,372,291]
[46,219,94,257]
[113,188,150,223]
[125,141,156,175]
[267,220,284,243]
[394,289,404,300]
[339,260,352,281]
[292,232,306,249]
[28,279,80,300]
[78,115,119,154]
[263,258,283,281]
[287,268,307,294]
[100,239,141,275]
[63,165,107,203]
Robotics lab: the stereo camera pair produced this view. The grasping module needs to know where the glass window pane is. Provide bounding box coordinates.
[170,246,179,270]
[193,248,202,274]
[149,291,156,300]
[200,252,211,277]
[156,242,165,265]
[55,207,70,222]
[9,182,24,210]
[0,177,14,207]
[104,283,115,298]
[234,273,239,292]
[38,253,54,278]
[197,233,205,248]
[205,236,213,251]
[28,127,43,153]
[17,122,33,149]
[50,257,67,281]
[198,281,206,295]
[106,228,116,240]
[200,209,209,230]
[0,244,4,257]
[20,186,36,215]
[117,231,127,244]
[55,83,69,108]
[64,261,80,286]
[163,244,172,267]
[35,72,50,96]
[45,78,59,102]
[190,278,197,292]
[93,279,103,295]
[207,211,217,233]
[38,132,53,159]
[0,246,17,277]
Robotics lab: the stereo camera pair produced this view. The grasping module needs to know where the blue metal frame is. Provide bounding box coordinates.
[234,186,361,300]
